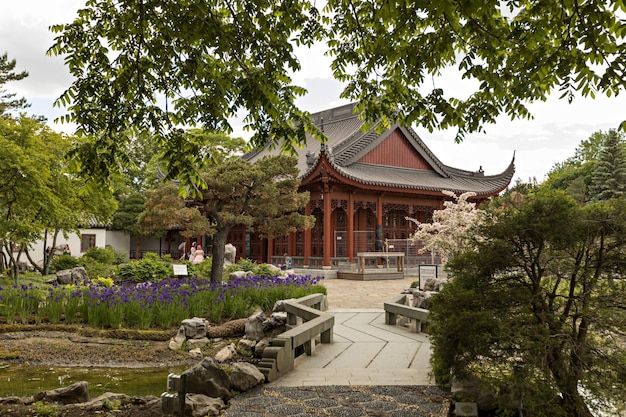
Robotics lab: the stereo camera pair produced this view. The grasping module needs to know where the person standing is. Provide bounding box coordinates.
[189,241,197,261]
[192,244,205,264]
[62,244,71,256]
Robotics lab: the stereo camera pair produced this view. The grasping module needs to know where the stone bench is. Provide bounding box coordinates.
[257,293,334,382]
[384,294,429,333]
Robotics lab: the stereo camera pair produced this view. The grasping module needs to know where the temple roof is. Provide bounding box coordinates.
[244,102,515,196]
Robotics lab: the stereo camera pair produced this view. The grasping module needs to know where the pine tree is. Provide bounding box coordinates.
[588,129,626,201]
[0,52,28,115]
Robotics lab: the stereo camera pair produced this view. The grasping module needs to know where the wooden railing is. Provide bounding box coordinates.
[257,293,334,382]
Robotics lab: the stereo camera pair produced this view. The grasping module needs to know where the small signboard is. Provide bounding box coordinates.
[173,264,188,276]
[418,265,438,290]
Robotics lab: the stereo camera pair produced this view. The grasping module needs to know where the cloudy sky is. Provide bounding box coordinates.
[3,0,626,184]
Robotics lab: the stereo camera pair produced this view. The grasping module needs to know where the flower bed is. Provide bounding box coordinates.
[0,275,325,329]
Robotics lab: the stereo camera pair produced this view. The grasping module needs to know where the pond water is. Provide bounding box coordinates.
[0,364,188,398]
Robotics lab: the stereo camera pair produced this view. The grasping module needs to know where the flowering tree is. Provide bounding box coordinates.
[406,190,483,263]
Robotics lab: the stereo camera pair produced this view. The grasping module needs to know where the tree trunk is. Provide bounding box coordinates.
[547,347,594,417]
[210,226,230,283]
[135,237,141,260]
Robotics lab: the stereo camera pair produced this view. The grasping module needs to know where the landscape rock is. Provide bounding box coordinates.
[35,381,89,405]
[185,393,226,417]
[182,357,231,401]
[262,311,287,337]
[253,338,271,358]
[272,298,295,312]
[245,310,267,341]
[63,392,130,411]
[412,291,434,309]
[224,244,237,266]
[182,317,209,339]
[188,348,203,359]
[237,338,257,354]
[214,343,236,362]
[228,270,253,280]
[187,337,210,348]
[229,362,265,392]
[55,267,90,286]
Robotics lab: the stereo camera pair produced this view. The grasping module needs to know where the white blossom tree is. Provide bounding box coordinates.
[407,190,484,264]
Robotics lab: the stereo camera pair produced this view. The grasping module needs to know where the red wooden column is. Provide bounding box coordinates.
[376,194,383,264]
[304,202,311,267]
[267,239,274,264]
[347,192,354,262]
[323,185,332,268]
[287,232,294,257]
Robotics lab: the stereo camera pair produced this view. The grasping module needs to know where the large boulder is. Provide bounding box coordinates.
[55,267,90,286]
[35,381,89,405]
[182,317,209,339]
[182,357,231,401]
[224,244,237,266]
[229,362,265,392]
[228,270,253,280]
[184,394,226,417]
[244,310,267,341]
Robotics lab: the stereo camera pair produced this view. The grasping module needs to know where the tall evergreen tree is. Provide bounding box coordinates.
[588,129,626,201]
[0,52,28,115]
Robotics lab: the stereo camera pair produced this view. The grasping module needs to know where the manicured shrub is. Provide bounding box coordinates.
[82,247,116,264]
[116,252,171,282]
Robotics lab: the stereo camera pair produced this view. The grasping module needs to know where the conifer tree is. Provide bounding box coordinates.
[0,52,28,115]
[588,129,626,201]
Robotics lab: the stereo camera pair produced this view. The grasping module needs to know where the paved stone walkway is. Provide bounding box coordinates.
[225,276,450,417]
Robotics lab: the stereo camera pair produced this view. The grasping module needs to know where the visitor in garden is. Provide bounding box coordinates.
[178,241,186,260]
[189,241,197,261]
[62,244,71,255]
[192,244,204,264]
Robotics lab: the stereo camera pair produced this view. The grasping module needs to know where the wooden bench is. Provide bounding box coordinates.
[384,294,429,333]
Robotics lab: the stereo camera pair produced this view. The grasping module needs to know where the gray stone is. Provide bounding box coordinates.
[245,310,267,341]
[188,348,203,360]
[185,393,226,417]
[214,343,236,362]
[182,317,208,339]
[187,337,210,348]
[412,291,434,309]
[64,393,131,412]
[35,381,89,404]
[182,357,231,401]
[237,337,257,350]
[262,311,287,336]
[55,267,90,286]
[224,244,237,266]
[253,338,271,358]
[174,325,187,344]
[229,362,265,392]
[272,299,295,312]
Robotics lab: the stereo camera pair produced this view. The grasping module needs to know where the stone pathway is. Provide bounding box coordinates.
[225,276,451,416]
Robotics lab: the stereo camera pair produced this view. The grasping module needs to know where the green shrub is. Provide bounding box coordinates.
[224,258,277,279]
[108,246,129,264]
[82,247,116,264]
[50,254,80,272]
[116,252,171,282]
[190,258,213,279]
[253,263,276,277]
[80,257,118,280]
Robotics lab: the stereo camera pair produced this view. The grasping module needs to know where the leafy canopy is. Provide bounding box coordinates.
[48,1,626,189]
